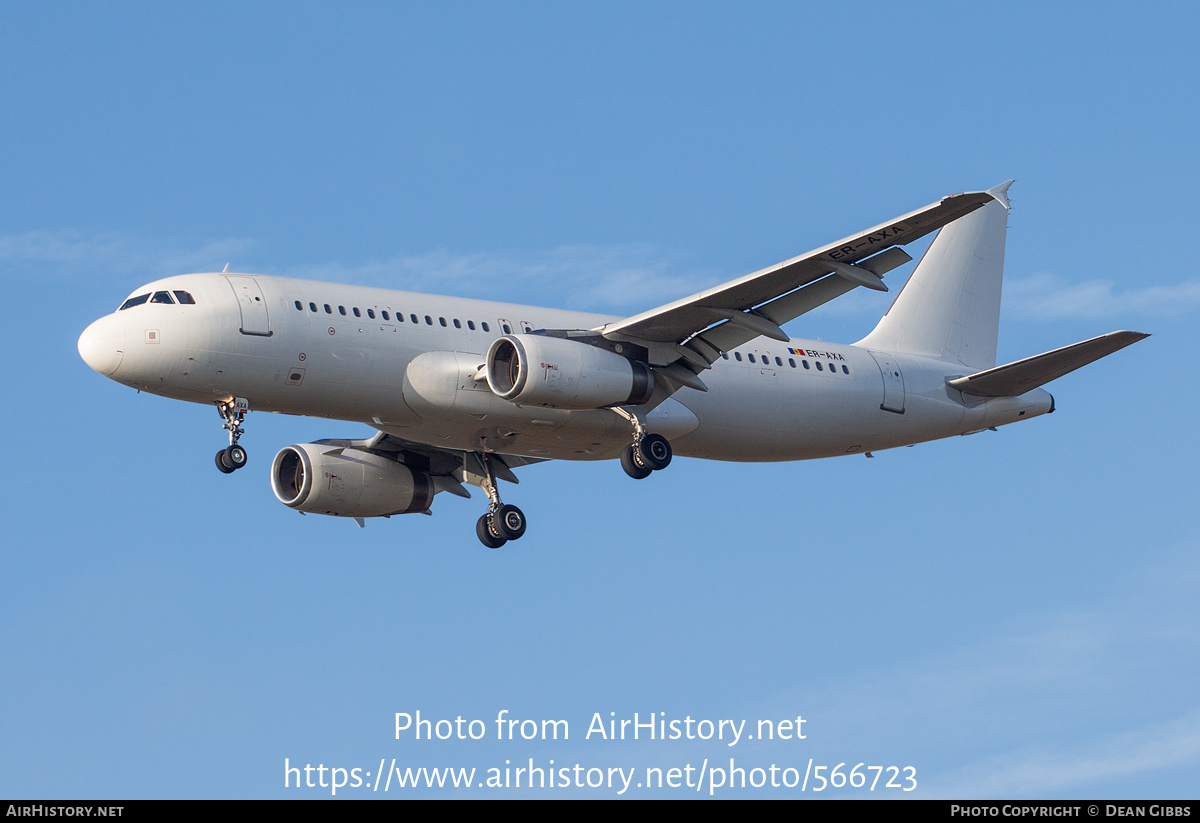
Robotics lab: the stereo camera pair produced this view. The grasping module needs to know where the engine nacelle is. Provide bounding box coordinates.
[270,443,433,518]
[485,334,654,409]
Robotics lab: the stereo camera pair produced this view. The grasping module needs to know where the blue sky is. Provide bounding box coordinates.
[3,2,1198,798]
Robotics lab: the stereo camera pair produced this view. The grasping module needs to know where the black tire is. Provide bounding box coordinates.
[496,504,527,540]
[621,444,652,479]
[225,444,248,470]
[477,513,507,549]
[215,449,235,474]
[638,433,672,471]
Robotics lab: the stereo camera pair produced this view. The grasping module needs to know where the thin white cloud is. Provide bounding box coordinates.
[0,229,257,280]
[1,229,719,314]
[807,282,896,317]
[809,268,1200,324]
[1006,272,1200,320]
[20,227,1191,323]
[280,244,720,314]
[740,539,1200,797]
[934,710,1200,797]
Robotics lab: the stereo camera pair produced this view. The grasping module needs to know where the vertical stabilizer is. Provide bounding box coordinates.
[856,181,1013,370]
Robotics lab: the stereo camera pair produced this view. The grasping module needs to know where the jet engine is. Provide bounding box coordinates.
[485,334,654,409]
[270,442,434,518]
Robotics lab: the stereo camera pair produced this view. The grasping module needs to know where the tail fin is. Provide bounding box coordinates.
[856,180,1013,370]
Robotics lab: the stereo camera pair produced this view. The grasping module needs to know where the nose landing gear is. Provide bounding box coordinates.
[214,398,250,473]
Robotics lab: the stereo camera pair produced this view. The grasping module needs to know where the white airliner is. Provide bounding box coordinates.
[78,182,1146,546]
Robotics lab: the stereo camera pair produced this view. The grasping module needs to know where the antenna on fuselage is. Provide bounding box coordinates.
[222,263,231,273]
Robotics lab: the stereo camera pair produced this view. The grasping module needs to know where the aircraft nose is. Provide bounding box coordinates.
[78,314,125,376]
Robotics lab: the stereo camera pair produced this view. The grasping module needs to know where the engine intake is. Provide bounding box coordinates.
[485,334,654,409]
[271,443,433,518]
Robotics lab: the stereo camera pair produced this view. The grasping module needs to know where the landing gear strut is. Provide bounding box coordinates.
[214,398,249,473]
[470,453,527,548]
[612,407,672,480]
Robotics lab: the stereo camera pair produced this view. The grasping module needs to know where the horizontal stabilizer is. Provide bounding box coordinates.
[947,331,1149,397]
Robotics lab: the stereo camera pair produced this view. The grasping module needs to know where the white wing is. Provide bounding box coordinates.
[596,188,1002,373]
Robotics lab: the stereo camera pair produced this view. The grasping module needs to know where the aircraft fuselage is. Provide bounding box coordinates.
[79,271,1052,464]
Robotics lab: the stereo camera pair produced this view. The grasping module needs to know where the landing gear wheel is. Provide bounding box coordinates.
[621,444,652,479]
[477,513,507,549]
[215,399,248,473]
[638,433,672,471]
[495,504,527,540]
[224,444,248,470]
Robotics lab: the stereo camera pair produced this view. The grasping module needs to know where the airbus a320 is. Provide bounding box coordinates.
[78,182,1146,546]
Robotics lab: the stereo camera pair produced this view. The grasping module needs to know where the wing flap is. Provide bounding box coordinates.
[947,331,1149,397]
[693,275,858,356]
[326,431,546,495]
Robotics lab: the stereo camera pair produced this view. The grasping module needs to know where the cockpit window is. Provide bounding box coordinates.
[151,291,175,304]
[119,293,150,310]
[173,290,196,305]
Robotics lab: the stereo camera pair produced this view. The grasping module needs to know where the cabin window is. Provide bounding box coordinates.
[734,352,742,361]
[481,322,490,332]
[382,311,390,321]
[309,302,317,313]
[294,300,303,310]
[721,352,728,360]
[367,309,375,319]
[842,365,850,374]
[439,317,447,327]
[788,358,796,368]
[453,319,461,329]
[502,323,511,334]
[119,293,150,310]
[467,320,475,330]
[816,361,823,371]
[802,360,810,369]
[425,315,433,325]
[748,353,756,363]
[173,291,196,305]
[775,356,783,366]
[338,306,347,316]
[353,307,361,318]
[323,304,332,314]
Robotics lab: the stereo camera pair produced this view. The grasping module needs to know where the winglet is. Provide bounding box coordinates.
[987,180,1014,210]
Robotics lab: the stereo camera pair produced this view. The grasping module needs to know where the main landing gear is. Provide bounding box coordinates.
[472,453,527,549]
[612,407,672,480]
[214,398,250,474]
